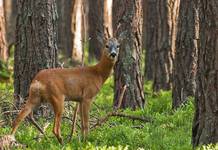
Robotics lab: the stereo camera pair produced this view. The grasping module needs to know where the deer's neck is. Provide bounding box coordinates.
[95,53,115,82]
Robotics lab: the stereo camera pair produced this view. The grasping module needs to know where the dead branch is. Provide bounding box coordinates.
[91,85,127,129]
[115,85,127,110]
[111,112,152,122]
[1,110,20,115]
[91,112,152,129]
[91,84,152,129]
[33,122,50,141]
[27,116,45,135]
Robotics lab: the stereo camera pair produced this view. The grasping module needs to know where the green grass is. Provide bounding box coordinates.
[0,78,194,150]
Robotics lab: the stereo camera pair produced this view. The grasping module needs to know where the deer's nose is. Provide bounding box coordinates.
[110,52,117,58]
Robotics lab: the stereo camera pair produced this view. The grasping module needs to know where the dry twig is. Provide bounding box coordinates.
[91,85,152,129]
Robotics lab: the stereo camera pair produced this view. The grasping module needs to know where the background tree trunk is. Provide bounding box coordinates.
[57,0,73,57]
[172,0,198,109]
[192,0,218,147]
[104,0,112,36]
[152,0,180,91]
[113,0,145,109]
[71,0,87,64]
[3,0,16,52]
[0,0,7,61]
[81,0,88,65]
[144,0,155,81]
[88,0,104,61]
[14,0,58,107]
[142,0,146,51]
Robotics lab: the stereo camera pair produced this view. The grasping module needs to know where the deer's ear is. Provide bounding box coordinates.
[104,26,111,40]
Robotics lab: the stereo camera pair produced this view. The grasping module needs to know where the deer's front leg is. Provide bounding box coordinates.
[80,99,91,139]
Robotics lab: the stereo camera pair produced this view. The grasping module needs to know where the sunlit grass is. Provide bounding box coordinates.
[0,78,194,150]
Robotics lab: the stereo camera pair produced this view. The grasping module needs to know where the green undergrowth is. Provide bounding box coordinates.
[0,77,195,150]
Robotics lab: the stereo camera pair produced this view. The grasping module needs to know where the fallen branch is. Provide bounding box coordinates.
[27,115,45,135]
[91,111,152,129]
[91,85,126,129]
[91,85,152,129]
[111,112,152,122]
[33,122,50,141]
[1,110,20,115]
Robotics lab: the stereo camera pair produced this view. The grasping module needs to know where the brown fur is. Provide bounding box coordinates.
[11,38,119,144]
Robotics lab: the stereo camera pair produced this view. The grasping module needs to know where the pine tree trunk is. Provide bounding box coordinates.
[14,0,58,107]
[172,0,198,109]
[0,0,7,61]
[144,0,155,81]
[104,0,112,36]
[81,0,88,65]
[151,0,180,91]
[113,0,145,109]
[3,0,16,51]
[192,0,218,147]
[57,0,73,57]
[71,0,86,64]
[88,0,104,61]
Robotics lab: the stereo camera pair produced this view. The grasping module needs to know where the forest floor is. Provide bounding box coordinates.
[0,77,196,150]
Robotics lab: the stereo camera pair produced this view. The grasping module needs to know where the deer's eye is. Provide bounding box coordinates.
[106,45,109,48]
[117,45,120,49]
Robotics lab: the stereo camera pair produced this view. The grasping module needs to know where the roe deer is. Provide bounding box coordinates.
[11,36,120,144]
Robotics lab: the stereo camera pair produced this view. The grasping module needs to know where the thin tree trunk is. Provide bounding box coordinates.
[71,0,86,64]
[192,0,218,147]
[113,0,145,109]
[142,0,146,50]
[14,0,58,107]
[0,0,7,61]
[81,0,88,65]
[151,0,180,91]
[145,0,155,81]
[172,0,198,109]
[104,0,112,36]
[57,0,73,57]
[88,0,104,61]
[3,0,16,52]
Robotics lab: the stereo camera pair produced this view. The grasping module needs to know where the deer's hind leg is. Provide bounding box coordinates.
[11,95,40,135]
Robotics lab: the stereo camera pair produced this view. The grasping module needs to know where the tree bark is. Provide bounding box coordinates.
[0,0,7,61]
[113,0,145,109]
[104,0,112,36]
[88,0,104,61]
[3,0,17,51]
[14,0,58,107]
[144,0,155,81]
[71,0,87,64]
[192,0,218,147]
[172,0,198,109]
[142,0,146,50]
[57,0,73,57]
[149,0,180,91]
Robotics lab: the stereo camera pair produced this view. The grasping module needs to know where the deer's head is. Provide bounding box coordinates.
[103,28,120,61]
[104,38,120,60]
